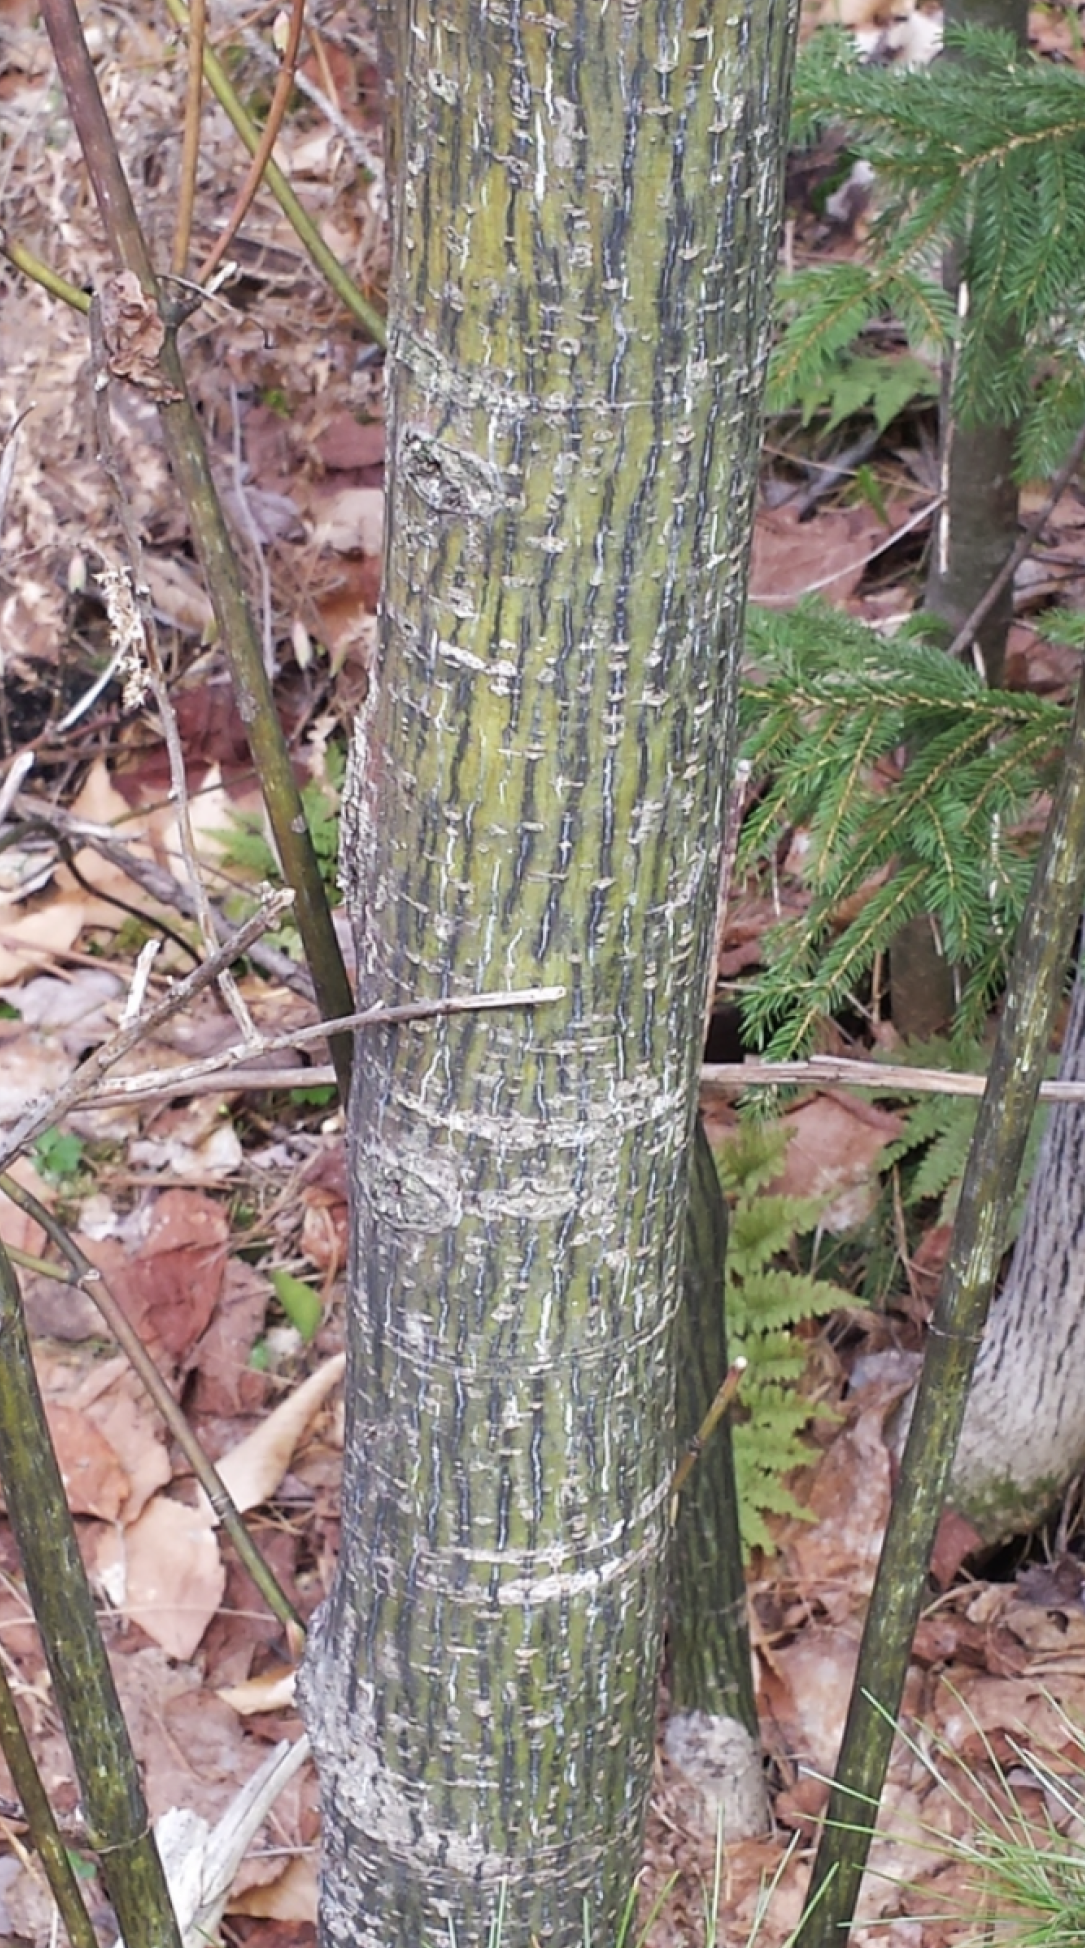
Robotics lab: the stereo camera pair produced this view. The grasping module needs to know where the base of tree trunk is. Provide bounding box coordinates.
[663,1710,768,1842]
[890,966,1085,1547]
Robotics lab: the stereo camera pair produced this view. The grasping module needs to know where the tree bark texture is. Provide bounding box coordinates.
[951,956,1085,1540]
[891,0,1028,1042]
[666,1117,768,1839]
[297,4,798,1944]
[925,0,1028,700]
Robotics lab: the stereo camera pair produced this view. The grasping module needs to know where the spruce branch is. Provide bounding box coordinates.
[737,606,1068,1056]
[795,617,1085,1948]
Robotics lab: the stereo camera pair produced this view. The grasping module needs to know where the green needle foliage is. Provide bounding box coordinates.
[774,25,1085,476]
[738,603,1070,1057]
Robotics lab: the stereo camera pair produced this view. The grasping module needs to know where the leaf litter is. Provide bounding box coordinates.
[2,0,1085,1942]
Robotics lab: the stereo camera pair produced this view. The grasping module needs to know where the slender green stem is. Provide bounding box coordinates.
[163,0,386,343]
[40,0,357,1106]
[0,1173,304,1639]
[0,235,90,312]
[0,1657,98,1948]
[796,649,1085,1945]
[0,1239,181,1948]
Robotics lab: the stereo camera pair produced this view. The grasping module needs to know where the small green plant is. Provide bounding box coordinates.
[779,346,938,441]
[212,743,346,953]
[882,1040,1050,1239]
[269,1268,322,1342]
[32,1129,86,1186]
[715,1121,850,1553]
[866,1693,1085,1948]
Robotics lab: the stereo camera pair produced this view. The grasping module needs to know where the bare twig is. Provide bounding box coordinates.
[13,791,317,998]
[94,1062,338,1103]
[89,298,255,1042]
[172,0,206,277]
[701,1054,1085,1101]
[41,0,357,1100]
[228,381,275,677]
[668,1357,747,1521]
[0,1655,98,1948]
[798,588,1085,1948]
[162,0,385,344]
[81,984,567,1106]
[197,0,307,288]
[0,233,91,313]
[0,889,293,1174]
[0,1174,303,1638]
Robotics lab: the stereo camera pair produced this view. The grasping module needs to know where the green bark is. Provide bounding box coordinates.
[0,1243,180,1948]
[667,1118,768,1838]
[670,1120,756,1734]
[297,3,798,1942]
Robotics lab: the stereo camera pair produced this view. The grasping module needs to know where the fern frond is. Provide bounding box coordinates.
[728,1197,829,1275]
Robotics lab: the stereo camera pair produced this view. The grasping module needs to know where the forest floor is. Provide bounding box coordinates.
[4,0,1085,1943]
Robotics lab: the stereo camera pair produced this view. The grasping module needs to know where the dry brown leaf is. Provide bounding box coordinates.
[30,1355,171,1519]
[80,1188,230,1367]
[228,1853,318,1922]
[769,1092,902,1231]
[96,1496,224,1661]
[65,1357,172,1522]
[129,1101,244,1180]
[933,1671,1085,1767]
[0,893,98,984]
[309,483,384,555]
[189,1259,271,1416]
[111,1647,261,1822]
[317,414,385,471]
[99,270,182,401]
[789,1400,896,1599]
[749,502,906,608]
[144,556,216,636]
[762,1623,863,1777]
[218,1667,297,1716]
[203,1353,346,1520]
[44,1401,129,1520]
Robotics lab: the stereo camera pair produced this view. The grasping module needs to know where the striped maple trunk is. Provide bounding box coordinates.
[298,4,797,1942]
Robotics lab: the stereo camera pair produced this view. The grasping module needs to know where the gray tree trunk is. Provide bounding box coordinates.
[890,0,1029,1041]
[951,959,1085,1541]
[297,4,798,1944]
